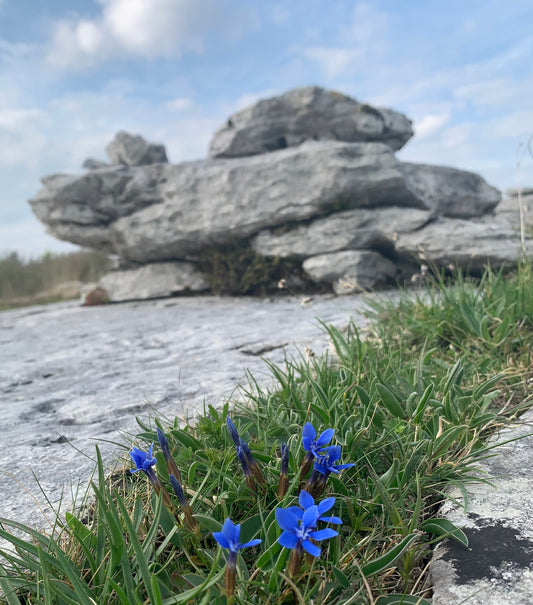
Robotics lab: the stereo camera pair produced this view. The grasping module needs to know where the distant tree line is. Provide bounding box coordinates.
[0,250,111,299]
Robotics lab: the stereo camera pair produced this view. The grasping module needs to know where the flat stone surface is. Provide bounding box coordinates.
[431,408,533,604]
[0,294,369,534]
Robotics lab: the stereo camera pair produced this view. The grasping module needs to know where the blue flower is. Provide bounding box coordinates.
[213,518,262,554]
[302,423,334,459]
[314,445,355,476]
[226,416,241,447]
[156,427,182,482]
[227,416,266,487]
[129,444,156,473]
[276,490,341,557]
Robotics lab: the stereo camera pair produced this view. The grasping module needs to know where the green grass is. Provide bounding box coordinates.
[0,250,111,310]
[1,263,533,604]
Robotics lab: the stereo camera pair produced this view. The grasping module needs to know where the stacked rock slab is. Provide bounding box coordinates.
[29,86,528,302]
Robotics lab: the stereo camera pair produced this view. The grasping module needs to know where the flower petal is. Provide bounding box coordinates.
[302,422,316,451]
[319,515,343,525]
[278,531,299,549]
[316,428,335,447]
[286,506,303,519]
[317,497,335,514]
[336,463,356,471]
[310,528,338,541]
[302,539,321,557]
[221,518,238,542]
[326,445,341,462]
[302,505,319,529]
[299,490,314,510]
[213,531,230,549]
[276,508,300,532]
[240,539,262,549]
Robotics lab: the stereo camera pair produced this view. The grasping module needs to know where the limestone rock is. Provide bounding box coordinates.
[209,86,414,157]
[495,188,533,231]
[303,250,396,294]
[82,158,109,170]
[252,207,431,258]
[395,218,531,271]
[106,130,168,166]
[31,141,422,261]
[98,262,208,302]
[400,163,501,218]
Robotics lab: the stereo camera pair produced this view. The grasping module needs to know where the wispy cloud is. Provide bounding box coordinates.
[46,0,259,70]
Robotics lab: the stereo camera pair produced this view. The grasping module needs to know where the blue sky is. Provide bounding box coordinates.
[0,0,532,257]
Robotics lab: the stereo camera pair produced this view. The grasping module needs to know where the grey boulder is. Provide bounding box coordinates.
[303,250,397,294]
[252,207,432,258]
[395,218,530,270]
[98,262,208,302]
[400,163,501,218]
[209,86,414,157]
[106,130,168,166]
[82,158,109,170]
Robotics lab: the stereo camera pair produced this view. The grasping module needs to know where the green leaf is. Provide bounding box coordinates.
[361,533,419,578]
[421,518,469,547]
[331,565,351,589]
[376,383,405,419]
[0,563,22,605]
[375,595,431,605]
[172,429,202,451]
[194,515,222,533]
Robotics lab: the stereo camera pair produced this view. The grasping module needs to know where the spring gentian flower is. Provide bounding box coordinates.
[214,518,261,601]
[314,445,355,476]
[169,473,200,535]
[227,416,266,488]
[130,444,157,474]
[129,444,173,510]
[276,490,340,576]
[305,445,355,497]
[226,416,241,447]
[300,422,335,477]
[156,427,182,483]
[277,443,290,499]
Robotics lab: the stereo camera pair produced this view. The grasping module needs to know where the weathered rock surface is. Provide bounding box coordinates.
[495,188,533,231]
[400,162,501,218]
[252,207,432,259]
[431,407,533,605]
[208,86,414,157]
[303,250,397,293]
[82,158,108,170]
[98,262,208,302]
[395,219,529,271]
[0,294,369,535]
[105,130,168,166]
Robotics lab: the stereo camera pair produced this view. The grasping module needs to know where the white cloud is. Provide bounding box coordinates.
[0,108,45,130]
[166,97,194,112]
[298,46,363,79]
[46,0,259,70]
[415,113,451,139]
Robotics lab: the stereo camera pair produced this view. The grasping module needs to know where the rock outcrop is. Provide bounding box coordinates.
[208,86,414,157]
[29,86,530,302]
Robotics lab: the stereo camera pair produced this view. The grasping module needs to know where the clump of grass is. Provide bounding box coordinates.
[1,263,533,604]
[195,237,322,296]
